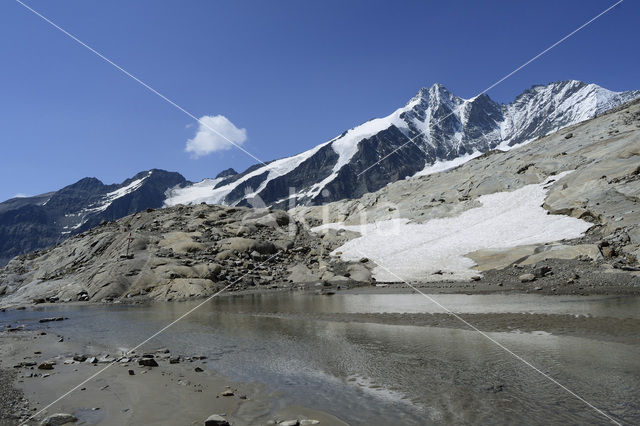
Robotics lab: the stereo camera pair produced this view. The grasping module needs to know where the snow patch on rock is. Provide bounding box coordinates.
[164,177,225,206]
[85,172,152,214]
[413,151,482,177]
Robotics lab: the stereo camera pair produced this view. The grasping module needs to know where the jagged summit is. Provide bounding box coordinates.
[416,82,451,96]
[412,83,462,108]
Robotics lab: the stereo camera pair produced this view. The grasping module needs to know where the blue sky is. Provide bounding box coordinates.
[0,0,637,201]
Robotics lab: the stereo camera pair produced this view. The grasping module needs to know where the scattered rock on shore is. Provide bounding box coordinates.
[0,204,371,306]
[138,358,159,367]
[40,412,77,425]
[204,414,230,426]
[38,317,66,323]
[518,273,536,283]
[533,265,552,278]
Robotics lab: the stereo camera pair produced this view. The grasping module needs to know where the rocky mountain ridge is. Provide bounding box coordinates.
[166,80,640,208]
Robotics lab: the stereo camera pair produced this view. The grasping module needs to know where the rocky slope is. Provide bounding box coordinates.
[166,80,639,208]
[293,98,640,283]
[0,204,369,307]
[0,169,188,266]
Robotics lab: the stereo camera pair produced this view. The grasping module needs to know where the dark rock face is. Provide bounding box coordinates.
[215,168,238,179]
[0,169,187,266]
[321,126,423,203]
[238,143,340,209]
[0,203,58,266]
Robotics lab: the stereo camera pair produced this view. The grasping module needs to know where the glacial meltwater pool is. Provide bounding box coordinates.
[2,292,639,425]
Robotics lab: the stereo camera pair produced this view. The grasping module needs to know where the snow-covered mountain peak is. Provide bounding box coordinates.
[167,80,639,208]
[412,83,464,106]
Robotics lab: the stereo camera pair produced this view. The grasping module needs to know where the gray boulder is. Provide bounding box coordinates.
[138,358,159,367]
[253,241,277,255]
[533,266,552,278]
[519,273,536,283]
[346,263,371,282]
[287,264,321,283]
[204,414,230,426]
[40,413,77,426]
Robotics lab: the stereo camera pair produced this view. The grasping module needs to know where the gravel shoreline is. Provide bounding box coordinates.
[0,328,346,425]
[341,258,640,297]
[0,367,28,426]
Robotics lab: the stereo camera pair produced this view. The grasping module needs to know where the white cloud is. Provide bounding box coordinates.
[13,193,30,198]
[185,115,247,158]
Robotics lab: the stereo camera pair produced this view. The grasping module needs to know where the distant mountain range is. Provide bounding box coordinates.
[1,80,638,265]
[0,170,185,265]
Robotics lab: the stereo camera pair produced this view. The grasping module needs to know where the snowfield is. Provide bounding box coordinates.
[165,143,328,207]
[163,177,226,206]
[304,98,420,199]
[313,172,593,282]
[85,172,151,213]
[413,151,482,177]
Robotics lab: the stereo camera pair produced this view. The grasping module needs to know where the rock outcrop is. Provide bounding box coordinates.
[0,205,369,307]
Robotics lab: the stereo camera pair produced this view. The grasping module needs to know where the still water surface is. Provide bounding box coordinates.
[2,293,639,425]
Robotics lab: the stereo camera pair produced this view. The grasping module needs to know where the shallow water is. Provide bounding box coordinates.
[2,293,639,425]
